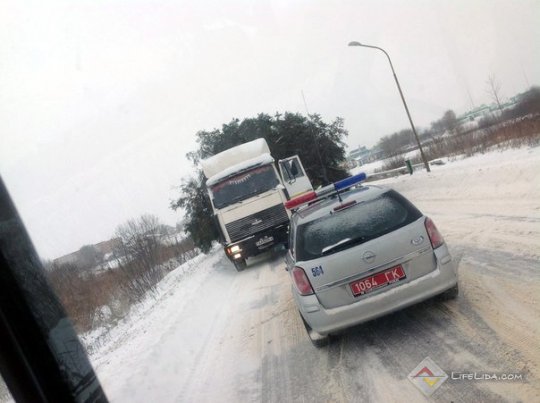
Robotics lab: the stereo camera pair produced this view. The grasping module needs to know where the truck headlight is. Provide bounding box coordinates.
[229,245,241,253]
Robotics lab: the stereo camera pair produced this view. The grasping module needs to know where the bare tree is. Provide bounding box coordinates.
[116,215,162,269]
[486,74,504,114]
[115,214,164,301]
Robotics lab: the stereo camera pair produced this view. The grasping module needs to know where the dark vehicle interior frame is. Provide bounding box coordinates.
[0,176,107,403]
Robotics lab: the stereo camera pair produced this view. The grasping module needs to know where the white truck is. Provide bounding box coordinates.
[201,138,312,271]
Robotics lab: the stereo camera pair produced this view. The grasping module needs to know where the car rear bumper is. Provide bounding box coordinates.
[294,251,458,335]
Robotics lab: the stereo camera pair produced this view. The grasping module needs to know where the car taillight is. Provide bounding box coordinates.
[425,217,444,249]
[292,267,314,296]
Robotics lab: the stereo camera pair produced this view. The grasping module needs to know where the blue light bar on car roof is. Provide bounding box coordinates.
[334,172,367,191]
[285,172,367,209]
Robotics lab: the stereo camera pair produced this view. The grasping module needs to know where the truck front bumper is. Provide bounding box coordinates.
[225,223,289,261]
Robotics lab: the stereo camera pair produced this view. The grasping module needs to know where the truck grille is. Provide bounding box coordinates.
[225,204,289,242]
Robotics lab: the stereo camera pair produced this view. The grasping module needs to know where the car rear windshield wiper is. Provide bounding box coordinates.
[321,236,367,255]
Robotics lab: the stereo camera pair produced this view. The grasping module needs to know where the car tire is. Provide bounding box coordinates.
[233,259,247,272]
[300,315,330,348]
[440,283,459,300]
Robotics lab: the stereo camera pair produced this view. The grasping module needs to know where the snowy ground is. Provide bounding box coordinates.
[85,146,539,403]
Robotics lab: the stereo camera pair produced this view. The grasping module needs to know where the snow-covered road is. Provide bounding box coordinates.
[89,147,540,403]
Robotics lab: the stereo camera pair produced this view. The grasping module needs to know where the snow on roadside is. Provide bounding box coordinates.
[374,145,540,205]
[80,244,223,357]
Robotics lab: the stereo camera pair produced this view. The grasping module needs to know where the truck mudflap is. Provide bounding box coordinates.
[225,223,289,262]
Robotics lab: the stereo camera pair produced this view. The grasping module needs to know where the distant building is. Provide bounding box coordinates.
[53,237,121,268]
[458,96,521,126]
[53,251,80,267]
[349,146,369,161]
[94,238,122,255]
[347,145,384,165]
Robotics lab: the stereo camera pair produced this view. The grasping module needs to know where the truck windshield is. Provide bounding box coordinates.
[210,164,280,208]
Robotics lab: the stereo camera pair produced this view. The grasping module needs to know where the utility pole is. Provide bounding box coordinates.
[348,41,430,172]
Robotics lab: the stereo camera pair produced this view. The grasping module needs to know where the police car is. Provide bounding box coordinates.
[284,173,459,346]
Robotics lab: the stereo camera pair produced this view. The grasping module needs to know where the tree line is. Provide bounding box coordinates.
[375,86,540,159]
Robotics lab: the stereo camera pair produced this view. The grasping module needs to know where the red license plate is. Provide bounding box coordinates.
[350,265,406,297]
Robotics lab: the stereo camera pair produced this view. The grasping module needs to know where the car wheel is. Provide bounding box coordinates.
[300,314,330,347]
[233,258,247,272]
[440,283,459,300]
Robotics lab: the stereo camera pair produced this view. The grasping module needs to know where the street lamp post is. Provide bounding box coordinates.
[348,41,430,172]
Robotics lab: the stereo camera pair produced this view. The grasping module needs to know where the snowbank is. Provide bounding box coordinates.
[375,145,540,260]
[80,244,222,355]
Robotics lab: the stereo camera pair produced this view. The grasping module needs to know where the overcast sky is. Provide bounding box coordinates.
[1,0,539,259]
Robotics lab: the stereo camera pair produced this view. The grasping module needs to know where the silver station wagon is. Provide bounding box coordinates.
[284,174,459,346]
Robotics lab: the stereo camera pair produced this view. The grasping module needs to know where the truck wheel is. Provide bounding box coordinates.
[233,259,247,272]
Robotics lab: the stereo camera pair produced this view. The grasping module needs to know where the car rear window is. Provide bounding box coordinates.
[295,190,422,261]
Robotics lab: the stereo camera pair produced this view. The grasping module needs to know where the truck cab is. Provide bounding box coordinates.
[201,139,311,271]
